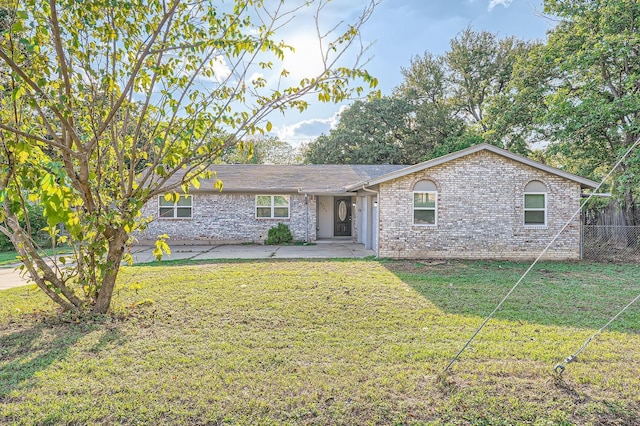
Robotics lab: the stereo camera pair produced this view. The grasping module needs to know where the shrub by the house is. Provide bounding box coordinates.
[265,223,293,245]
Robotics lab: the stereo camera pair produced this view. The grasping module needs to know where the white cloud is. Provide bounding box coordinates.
[276,117,332,144]
[488,0,514,11]
[207,56,232,83]
[276,1,369,83]
[275,106,347,145]
[249,72,264,82]
[175,55,232,84]
[281,33,326,81]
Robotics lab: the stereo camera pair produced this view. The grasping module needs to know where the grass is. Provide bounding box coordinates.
[0,251,22,266]
[1,259,639,425]
[386,259,640,333]
[0,247,71,267]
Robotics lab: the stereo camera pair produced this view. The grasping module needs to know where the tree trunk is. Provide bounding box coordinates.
[92,227,128,314]
[3,213,81,310]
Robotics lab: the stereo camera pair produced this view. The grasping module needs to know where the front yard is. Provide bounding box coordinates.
[1,260,639,425]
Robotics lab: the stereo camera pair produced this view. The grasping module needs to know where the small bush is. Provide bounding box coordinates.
[265,223,293,245]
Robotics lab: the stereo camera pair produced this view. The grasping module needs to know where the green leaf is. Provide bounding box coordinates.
[11,21,24,32]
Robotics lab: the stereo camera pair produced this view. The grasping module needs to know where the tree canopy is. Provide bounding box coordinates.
[304,97,414,164]
[219,136,303,165]
[304,0,639,229]
[304,27,532,164]
[0,0,378,313]
[505,0,640,224]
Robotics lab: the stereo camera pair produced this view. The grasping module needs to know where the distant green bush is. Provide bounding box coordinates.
[0,203,50,252]
[265,223,293,245]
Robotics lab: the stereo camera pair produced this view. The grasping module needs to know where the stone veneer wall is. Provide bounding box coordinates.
[138,192,316,243]
[377,151,582,260]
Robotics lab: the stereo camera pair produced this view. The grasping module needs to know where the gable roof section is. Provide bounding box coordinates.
[346,143,599,190]
[188,164,406,194]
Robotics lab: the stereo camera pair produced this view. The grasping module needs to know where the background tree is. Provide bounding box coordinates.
[220,136,302,165]
[510,0,640,226]
[303,97,413,164]
[484,40,547,154]
[0,0,378,314]
[446,29,526,126]
[395,52,469,162]
[305,28,533,164]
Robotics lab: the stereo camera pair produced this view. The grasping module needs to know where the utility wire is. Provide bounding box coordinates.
[554,291,640,374]
[444,136,640,372]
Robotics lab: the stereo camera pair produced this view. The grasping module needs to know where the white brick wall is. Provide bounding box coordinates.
[138,192,316,244]
[377,151,582,260]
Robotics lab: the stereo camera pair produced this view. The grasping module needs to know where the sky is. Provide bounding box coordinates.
[266,0,555,147]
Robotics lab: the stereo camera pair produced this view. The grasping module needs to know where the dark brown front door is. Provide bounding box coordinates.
[334,197,352,237]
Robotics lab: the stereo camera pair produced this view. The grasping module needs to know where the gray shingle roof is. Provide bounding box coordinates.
[189,164,406,194]
[166,144,599,195]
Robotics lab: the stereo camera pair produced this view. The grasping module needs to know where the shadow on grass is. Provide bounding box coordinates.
[124,257,640,332]
[381,259,640,334]
[0,321,121,399]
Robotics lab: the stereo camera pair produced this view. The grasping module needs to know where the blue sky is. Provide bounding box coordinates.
[268,0,554,146]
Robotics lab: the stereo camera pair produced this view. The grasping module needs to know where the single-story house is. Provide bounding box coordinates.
[139,143,599,260]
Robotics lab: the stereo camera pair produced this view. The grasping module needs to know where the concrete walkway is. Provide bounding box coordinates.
[0,242,375,290]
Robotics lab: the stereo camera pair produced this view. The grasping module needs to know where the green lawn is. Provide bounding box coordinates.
[0,251,22,266]
[0,247,71,267]
[1,260,639,425]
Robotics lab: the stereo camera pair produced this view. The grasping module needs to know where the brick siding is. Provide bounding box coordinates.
[138,193,316,244]
[377,151,582,260]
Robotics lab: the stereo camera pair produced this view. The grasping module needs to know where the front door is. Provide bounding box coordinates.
[334,197,352,237]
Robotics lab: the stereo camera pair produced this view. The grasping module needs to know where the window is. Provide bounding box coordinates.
[524,181,546,226]
[413,180,437,225]
[256,195,289,219]
[158,194,192,219]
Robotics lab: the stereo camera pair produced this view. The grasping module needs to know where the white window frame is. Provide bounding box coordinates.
[413,191,438,226]
[158,194,193,219]
[255,195,290,219]
[523,192,546,226]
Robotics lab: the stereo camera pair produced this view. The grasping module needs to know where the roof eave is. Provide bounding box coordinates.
[191,187,357,195]
[297,189,357,196]
[191,187,303,194]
